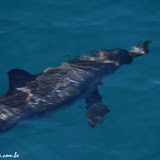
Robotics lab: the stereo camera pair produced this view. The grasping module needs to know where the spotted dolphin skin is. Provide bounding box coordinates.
[0,41,151,133]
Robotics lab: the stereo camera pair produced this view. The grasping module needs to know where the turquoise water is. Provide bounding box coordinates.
[0,0,160,159]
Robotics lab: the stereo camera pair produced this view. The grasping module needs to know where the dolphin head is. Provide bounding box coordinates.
[91,41,151,65]
[75,41,151,66]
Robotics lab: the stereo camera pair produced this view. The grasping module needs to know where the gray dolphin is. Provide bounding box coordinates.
[0,41,151,133]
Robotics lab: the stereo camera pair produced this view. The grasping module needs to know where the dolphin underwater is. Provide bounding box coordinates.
[0,41,151,133]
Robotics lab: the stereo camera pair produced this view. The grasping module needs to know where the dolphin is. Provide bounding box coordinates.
[0,41,151,133]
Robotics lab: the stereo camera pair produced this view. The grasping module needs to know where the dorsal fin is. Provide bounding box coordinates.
[6,69,37,95]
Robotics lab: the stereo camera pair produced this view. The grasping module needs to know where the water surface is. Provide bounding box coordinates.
[0,0,160,160]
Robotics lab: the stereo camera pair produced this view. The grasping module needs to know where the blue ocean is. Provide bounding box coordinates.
[0,0,159,159]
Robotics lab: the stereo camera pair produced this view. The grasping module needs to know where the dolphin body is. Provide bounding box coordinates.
[0,41,150,133]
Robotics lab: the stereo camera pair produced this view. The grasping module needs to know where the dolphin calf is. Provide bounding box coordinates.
[0,41,151,133]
